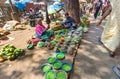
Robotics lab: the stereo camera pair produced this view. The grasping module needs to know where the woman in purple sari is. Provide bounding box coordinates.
[35,18,46,38]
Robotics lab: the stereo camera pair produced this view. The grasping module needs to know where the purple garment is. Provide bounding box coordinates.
[35,24,46,38]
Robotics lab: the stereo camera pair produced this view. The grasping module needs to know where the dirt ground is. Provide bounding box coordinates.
[0,15,120,79]
[0,25,74,79]
[71,16,120,79]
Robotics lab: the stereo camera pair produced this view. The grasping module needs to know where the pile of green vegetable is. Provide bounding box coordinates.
[0,44,24,61]
[41,30,54,42]
[81,14,90,28]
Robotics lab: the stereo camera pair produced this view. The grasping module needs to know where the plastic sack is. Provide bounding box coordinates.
[3,24,13,31]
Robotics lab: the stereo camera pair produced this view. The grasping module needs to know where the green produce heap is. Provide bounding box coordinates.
[0,44,24,61]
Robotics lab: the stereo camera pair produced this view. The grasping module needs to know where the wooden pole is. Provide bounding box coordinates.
[45,2,50,29]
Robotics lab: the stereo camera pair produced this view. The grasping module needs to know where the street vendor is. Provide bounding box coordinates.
[35,18,46,38]
[35,18,54,41]
[62,12,77,29]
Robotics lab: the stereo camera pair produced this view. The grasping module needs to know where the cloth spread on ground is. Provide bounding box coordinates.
[41,30,54,42]
[0,37,15,46]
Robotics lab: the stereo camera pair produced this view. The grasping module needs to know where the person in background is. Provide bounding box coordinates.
[62,12,77,29]
[94,0,102,19]
[102,0,108,10]
[35,18,46,38]
[96,1,112,26]
[79,8,83,17]
[89,2,93,14]
[98,0,120,57]
[29,8,35,27]
[35,7,44,20]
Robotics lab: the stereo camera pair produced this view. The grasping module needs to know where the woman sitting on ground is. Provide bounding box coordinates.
[62,12,77,29]
[35,18,46,38]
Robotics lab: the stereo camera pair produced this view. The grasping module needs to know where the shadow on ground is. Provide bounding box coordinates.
[0,48,53,79]
[71,20,120,79]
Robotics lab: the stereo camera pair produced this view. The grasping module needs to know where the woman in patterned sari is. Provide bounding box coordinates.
[100,0,120,57]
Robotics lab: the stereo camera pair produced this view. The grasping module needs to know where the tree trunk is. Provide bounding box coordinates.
[64,0,80,23]
[9,0,20,21]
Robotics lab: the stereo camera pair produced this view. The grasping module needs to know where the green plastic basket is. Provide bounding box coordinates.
[40,64,52,73]
[62,62,72,72]
[27,44,34,50]
[47,56,56,64]
[56,53,65,60]
[53,60,62,70]
[56,70,67,79]
[45,70,56,79]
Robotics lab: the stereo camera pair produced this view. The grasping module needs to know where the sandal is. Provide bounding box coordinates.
[98,37,103,44]
[109,52,115,57]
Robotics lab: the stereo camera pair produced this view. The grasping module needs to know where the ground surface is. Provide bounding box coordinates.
[0,15,120,79]
[72,16,120,79]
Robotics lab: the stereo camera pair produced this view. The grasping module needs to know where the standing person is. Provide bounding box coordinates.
[35,7,44,20]
[94,0,102,19]
[29,8,35,27]
[96,1,112,26]
[99,0,120,57]
[89,2,93,14]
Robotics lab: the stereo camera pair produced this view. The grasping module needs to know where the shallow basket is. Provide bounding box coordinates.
[40,63,52,73]
[61,62,72,72]
[44,70,56,79]
[47,56,56,64]
[56,70,68,79]
[52,60,62,70]
[56,53,65,60]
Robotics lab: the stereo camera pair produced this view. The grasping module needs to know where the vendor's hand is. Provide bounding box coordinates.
[46,26,50,30]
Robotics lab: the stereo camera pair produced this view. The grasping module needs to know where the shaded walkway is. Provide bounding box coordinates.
[72,16,120,79]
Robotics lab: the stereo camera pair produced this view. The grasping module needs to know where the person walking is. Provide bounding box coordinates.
[100,0,120,57]
[94,0,102,19]
[96,1,112,26]
[29,8,35,27]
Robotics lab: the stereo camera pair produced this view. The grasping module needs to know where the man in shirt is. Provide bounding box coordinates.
[62,12,77,29]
